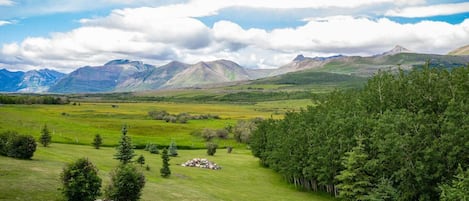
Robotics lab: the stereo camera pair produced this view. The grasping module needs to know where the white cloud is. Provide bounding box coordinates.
[386,2,469,17]
[0,0,14,6]
[0,20,11,26]
[1,1,469,72]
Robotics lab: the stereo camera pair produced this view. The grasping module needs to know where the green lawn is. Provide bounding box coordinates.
[0,143,334,201]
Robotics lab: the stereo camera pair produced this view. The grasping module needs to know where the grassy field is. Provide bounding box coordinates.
[0,144,334,201]
[0,100,313,148]
[0,99,332,200]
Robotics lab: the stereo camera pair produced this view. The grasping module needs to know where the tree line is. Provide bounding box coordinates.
[250,65,469,200]
[0,94,69,104]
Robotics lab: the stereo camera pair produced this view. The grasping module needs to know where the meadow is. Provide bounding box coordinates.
[0,100,311,148]
[0,99,335,200]
[0,143,333,201]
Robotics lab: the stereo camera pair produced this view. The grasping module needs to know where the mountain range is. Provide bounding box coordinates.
[0,69,65,92]
[1,45,469,93]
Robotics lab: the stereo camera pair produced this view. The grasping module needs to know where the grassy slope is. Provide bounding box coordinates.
[0,101,312,148]
[0,144,333,201]
[448,44,469,55]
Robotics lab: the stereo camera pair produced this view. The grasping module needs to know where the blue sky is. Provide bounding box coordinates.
[0,0,468,72]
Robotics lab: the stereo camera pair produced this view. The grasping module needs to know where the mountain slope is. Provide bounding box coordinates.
[275,46,469,77]
[0,69,24,92]
[0,69,64,92]
[49,59,154,93]
[17,69,65,92]
[115,61,190,91]
[164,60,252,88]
[448,44,469,55]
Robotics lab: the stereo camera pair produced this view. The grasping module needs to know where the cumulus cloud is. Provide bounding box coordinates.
[1,0,469,72]
[386,2,469,17]
[0,0,14,6]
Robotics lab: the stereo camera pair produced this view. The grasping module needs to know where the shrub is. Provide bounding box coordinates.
[105,164,145,201]
[6,134,37,159]
[147,144,159,154]
[0,131,17,156]
[136,155,145,167]
[207,143,218,156]
[61,158,102,201]
[216,129,229,139]
[202,128,216,141]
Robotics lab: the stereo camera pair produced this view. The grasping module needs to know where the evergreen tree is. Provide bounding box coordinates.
[336,137,372,201]
[136,155,145,167]
[39,124,52,147]
[439,165,469,201]
[168,141,178,157]
[113,125,135,164]
[160,148,171,178]
[92,134,102,149]
[61,158,102,201]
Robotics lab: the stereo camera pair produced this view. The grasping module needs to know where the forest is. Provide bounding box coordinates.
[250,65,469,200]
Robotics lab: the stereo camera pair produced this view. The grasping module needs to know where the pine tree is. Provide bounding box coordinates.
[136,155,145,167]
[168,141,178,157]
[113,125,135,164]
[160,148,171,178]
[39,124,52,147]
[92,134,102,149]
[336,137,372,201]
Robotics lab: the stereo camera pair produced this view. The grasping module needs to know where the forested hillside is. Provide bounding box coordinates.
[250,65,469,200]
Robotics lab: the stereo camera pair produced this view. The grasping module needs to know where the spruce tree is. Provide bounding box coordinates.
[336,137,372,201]
[113,125,135,164]
[160,148,171,178]
[168,141,178,157]
[92,134,102,149]
[39,124,52,147]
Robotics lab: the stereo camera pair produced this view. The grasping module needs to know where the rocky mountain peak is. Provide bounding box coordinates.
[293,54,306,62]
[382,45,412,56]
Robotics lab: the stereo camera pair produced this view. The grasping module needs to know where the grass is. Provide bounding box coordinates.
[0,101,312,148]
[0,143,334,201]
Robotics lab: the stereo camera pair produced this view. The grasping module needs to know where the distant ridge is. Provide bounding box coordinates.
[448,44,469,55]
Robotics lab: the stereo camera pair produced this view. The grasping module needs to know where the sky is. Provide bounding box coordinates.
[0,0,468,72]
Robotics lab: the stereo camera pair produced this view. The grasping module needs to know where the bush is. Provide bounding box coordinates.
[7,135,37,159]
[136,155,145,167]
[61,158,102,201]
[105,164,145,201]
[147,144,159,154]
[207,143,218,156]
[216,129,229,139]
[0,131,37,159]
[0,131,17,156]
[202,128,216,141]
